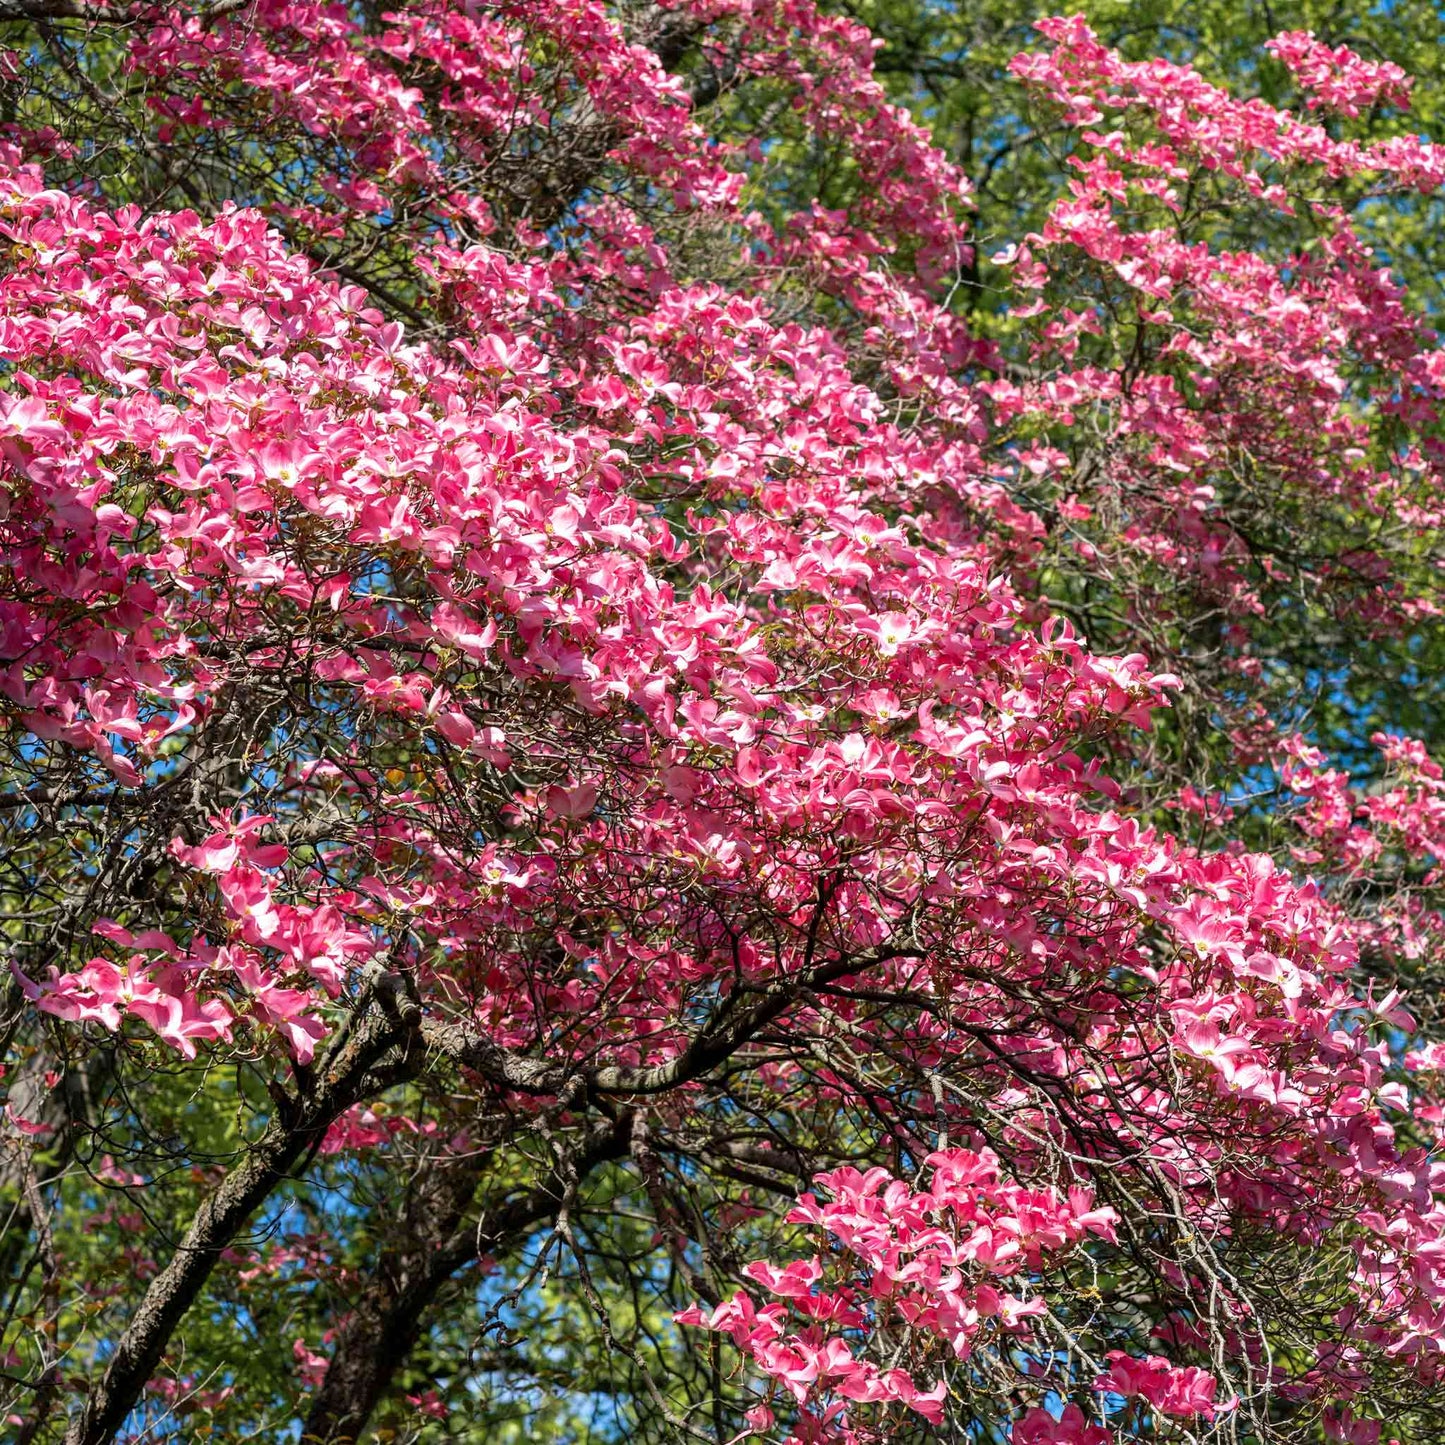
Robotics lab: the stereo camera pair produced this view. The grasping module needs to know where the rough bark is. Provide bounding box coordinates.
[62,997,416,1445]
[300,1116,632,1445]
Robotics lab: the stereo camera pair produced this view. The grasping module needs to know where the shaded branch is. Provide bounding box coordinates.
[301,1114,632,1444]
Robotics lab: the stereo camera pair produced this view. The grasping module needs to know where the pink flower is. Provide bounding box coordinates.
[1012,1404,1114,1445]
[293,1338,329,1389]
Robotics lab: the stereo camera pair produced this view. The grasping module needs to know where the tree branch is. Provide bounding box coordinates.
[0,0,247,21]
[301,1115,632,1444]
[62,1001,415,1445]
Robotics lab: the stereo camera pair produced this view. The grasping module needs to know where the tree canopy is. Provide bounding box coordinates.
[4,3,1445,1444]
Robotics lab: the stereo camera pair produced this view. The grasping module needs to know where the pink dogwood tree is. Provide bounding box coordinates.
[2,3,1445,1443]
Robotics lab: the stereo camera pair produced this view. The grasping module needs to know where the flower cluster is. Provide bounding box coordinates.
[682,1152,1234,1443]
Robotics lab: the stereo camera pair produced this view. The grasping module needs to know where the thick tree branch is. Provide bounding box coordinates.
[421,946,917,1099]
[62,1001,415,1445]
[301,1115,632,1444]
[61,936,915,1445]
